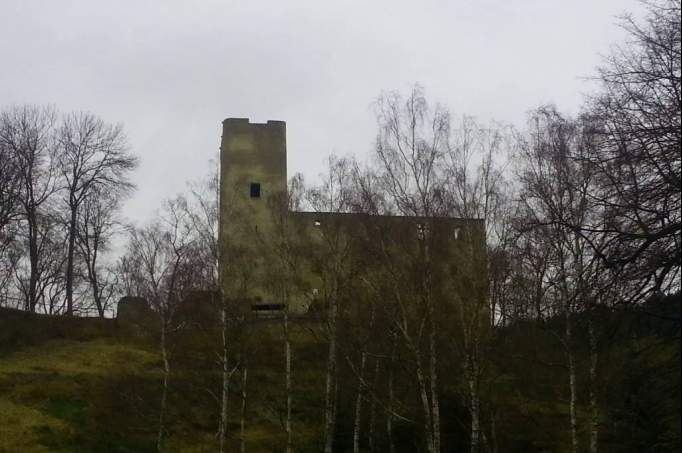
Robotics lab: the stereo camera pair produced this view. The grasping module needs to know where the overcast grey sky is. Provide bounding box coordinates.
[1,0,644,224]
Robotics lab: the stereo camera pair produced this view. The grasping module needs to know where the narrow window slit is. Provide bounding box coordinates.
[250,182,261,198]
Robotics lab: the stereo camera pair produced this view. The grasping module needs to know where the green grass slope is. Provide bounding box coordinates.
[0,296,679,452]
[0,308,327,452]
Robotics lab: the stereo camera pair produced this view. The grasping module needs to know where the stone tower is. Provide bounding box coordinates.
[219,118,287,309]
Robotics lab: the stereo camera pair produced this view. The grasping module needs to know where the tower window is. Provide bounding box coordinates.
[250,182,261,198]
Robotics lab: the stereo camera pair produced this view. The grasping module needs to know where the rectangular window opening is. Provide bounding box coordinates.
[251,303,285,311]
[250,182,261,198]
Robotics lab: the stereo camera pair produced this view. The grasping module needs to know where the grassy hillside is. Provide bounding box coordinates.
[0,307,331,452]
[0,297,679,452]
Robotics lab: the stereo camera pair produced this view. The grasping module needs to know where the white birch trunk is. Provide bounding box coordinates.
[218,301,230,453]
[588,316,599,453]
[353,350,368,453]
[387,341,396,453]
[566,310,579,453]
[465,333,481,453]
[415,352,436,453]
[284,308,293,453]
[468,367,480,453]
[157,317,170,452]
[428,307,441,453]
[240,364,247,453]
[324,296,338,453]
[368,359,379,452]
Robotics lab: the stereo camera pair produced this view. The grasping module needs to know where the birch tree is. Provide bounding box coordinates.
[442,116,512,452]
[123,198,198,451]
[266,177,307,453]
[306,156,358,453]
[179,165,238,453]
[373,85,448,453]
[517,106,616,453]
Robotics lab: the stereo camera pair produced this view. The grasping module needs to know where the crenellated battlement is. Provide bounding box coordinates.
[221,118,287,155]
[222,118,285,126]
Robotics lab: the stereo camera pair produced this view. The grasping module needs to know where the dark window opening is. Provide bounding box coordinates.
[250,182,261,198]
[251,303,285,311]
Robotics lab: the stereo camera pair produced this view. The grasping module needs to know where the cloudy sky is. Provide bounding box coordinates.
[1,0,644,224]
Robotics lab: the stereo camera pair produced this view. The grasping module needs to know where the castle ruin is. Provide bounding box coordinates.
[219,118,486,315]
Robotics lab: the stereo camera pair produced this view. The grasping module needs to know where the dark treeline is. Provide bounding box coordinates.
[0,1,679,452]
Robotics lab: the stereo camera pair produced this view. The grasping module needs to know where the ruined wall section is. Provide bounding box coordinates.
[288,211,488,314]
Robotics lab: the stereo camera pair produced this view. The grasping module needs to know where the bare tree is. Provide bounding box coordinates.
[11,214,69,314]
[75,187,121,317]
[265,179,309,453]
[0,137,21,305]
[442,116,512,452]
[123,198,198,451]
[0,135,20,235]
[582,0,681,297]
[517,106,616,453]
[0,105,60,312]
[56,112,137,315]
[306,156,358,453]
[372,85,451,453]
[214,183,252,453]
[172,162,241,453]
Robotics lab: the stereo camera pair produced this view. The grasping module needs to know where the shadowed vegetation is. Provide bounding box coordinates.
[0,294,678,452]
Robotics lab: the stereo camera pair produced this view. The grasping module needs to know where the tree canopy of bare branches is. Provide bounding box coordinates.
[583,0,681,296]
[56,112,138,315]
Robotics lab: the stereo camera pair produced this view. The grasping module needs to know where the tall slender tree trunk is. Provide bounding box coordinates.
[324,295,338,453]
[368,359,379,453]
[353,350,367,453]
[65,204,77,315]
[157,317,170,452]
[90,272,104,318]
[284,308,293,453]
[424,239,440,453]
[386,339,396,453]
[240,364,248,453]
[84,244,104,317]
[428,306,441,453]
[415,352,436,453]
[218,299,230,453]
[588,315,599,453]
[27,213,38,312]
[566,310,579,453]
[468,352,480,453]
[353,301,376,453]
